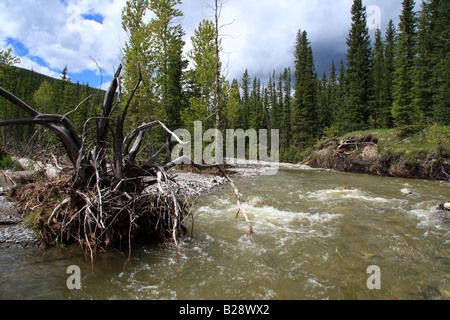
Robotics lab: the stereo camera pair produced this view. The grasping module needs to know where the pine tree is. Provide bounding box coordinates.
[292,30,317,148]
[223,79,242,129]
[317,70,330,134]
[380,20,396,128]
[183,19,218,130]
[281,67,291,151]
[276,73,284,131]
[165,30,187,130]
[345,0,372,132]
[33,81,54,114]
[430,0,450,125]
[415,0,449,125]
[248,77,264,130]
[55,66,71,114]
[149,0,186,130]
[267,71,279,130]
[392,0,422,129]
[414,1,434,121]
[122,0,156,133]
[241,70,250,130]
[371,28,385,128]
[334,59,348,133]
[122,0,186,132]
[326,60,338,131]
[0,48,21,66]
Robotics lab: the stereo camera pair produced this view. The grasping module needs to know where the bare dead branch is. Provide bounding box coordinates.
[2,61,255,267]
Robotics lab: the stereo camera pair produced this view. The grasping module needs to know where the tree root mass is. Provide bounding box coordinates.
[1,64,253,261]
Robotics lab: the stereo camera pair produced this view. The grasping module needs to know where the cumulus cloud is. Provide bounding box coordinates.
[0,0,127,78]
[181,0,403,83]
[1,0,417,86]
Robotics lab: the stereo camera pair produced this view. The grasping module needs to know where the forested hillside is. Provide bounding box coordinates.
[0,60,105,151]
[1,0,448,163]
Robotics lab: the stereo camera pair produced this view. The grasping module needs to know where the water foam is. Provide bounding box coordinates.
[306,188,391,203]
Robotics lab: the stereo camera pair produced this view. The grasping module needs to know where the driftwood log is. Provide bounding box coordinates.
[0,64,253,263]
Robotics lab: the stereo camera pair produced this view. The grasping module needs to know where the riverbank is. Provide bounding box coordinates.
[0,195,38,249]
[301,126,450,181]
[0,163,267,249]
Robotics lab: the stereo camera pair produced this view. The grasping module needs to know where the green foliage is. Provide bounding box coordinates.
[0,153,13,169]
[0,48,21,66]
[33,81,54,114]
[2,0,446,167]
[344,0,372,131]
[393,0,422,127]
[380,20,396,128]
[183,19,218,131]
[292,30,317,148]
[0,64,102,151]
[376,125,449,160]
[322,125,340,140]
[120,0,188,157]
[414,0,449,125]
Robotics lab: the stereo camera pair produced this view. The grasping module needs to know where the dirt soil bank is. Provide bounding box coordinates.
[302,134,450,181]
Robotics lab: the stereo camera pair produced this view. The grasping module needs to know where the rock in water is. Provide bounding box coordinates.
[401,188,412,195]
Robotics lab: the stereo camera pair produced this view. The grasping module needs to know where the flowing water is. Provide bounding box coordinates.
[1,167,449,300]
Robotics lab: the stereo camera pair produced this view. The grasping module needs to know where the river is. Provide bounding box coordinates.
[1,167,449,300]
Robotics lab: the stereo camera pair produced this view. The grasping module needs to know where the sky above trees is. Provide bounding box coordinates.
[0,0,420,88]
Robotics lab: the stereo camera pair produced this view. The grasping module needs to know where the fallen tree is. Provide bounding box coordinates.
[0,64,253,262]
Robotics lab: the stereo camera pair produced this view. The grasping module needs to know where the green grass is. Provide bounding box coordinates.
[0,154,22,170]
[339,124,450,160]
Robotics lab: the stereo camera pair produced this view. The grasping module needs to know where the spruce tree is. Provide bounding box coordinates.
[414,0,434,121]
[371,28,385,128]
[223,79,242,129]
[292,30,317,148]
[122,0,155,133]
[345,0,372,132]
[241,70,250,130]
[122,0,186,132]
[415,0,449,125]
[282,67,292,152]
[335,59,348,134]
[33,81,54,115]
[267,71,279,130]
[317,70,330,133]
[392,0,422,129]
[381,20,396,128]
[248,77,264,130]
[326,60,338,131]
[149,0,186,130]
[183,19,217,130]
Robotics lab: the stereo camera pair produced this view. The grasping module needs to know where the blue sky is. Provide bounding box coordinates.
[0,0,420,90]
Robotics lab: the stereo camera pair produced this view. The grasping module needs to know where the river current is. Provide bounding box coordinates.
[1,167,449,300]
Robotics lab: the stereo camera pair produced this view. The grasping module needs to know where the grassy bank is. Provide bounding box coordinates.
[302,125,450,181]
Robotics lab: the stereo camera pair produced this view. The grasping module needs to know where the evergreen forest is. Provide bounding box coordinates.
[1,0,448,163]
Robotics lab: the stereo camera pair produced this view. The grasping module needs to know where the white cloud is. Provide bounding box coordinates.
[0,0,127,77]
[19,56,61,79]
[1,0,414,86]
[196,0,355,81]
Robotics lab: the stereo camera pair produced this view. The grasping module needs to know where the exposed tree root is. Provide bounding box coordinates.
[1,63,254,266]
